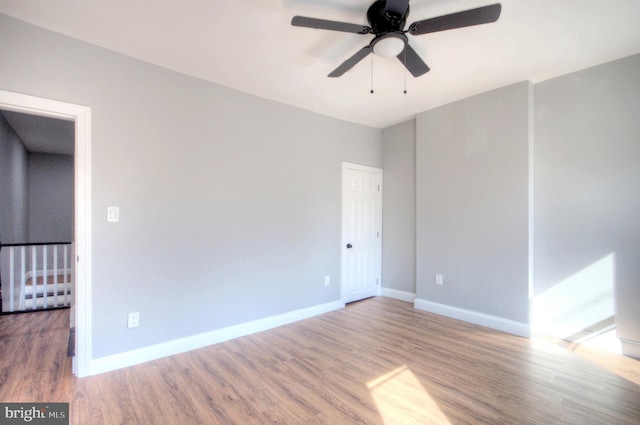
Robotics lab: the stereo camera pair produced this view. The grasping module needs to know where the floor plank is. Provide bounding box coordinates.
[1,297,639,424]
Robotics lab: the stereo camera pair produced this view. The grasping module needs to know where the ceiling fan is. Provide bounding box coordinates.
[291,0,502,78]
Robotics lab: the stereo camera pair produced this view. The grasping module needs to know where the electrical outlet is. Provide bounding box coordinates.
[127,312,140,328]
[435,274,443,286]
[324,275,331,286]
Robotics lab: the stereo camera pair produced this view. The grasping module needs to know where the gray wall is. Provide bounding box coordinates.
[0,112,29,244]
[3,11,637,360]
[381,120,416,295]
[1,113,73,245]
[28,152,74,243]
[0,13,381,358]
[416,82,532,324]
[534,54,640,354]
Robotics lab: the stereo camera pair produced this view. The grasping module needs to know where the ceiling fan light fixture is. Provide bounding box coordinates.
[372,33,407,57]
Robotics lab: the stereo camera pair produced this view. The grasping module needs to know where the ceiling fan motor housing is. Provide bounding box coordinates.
[367,0,409,34]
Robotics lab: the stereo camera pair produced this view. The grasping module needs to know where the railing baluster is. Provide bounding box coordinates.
[63,245,69,306]
[42,245,48,309]
[20,246,26,311]
[1,241,72,312]
[9,247,15,312]
[31,245,37,310]
[53,245,59,308]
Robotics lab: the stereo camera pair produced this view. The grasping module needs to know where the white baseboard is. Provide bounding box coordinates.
[620,338,640,359]
[414,298,531,338]
[89,300,345,376]
[381,287,416,303]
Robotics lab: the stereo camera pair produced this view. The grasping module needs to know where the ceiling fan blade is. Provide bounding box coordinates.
[328,46,373,78]
[408,3,501,35]
[397,44,430,77]
[291,16,372,34]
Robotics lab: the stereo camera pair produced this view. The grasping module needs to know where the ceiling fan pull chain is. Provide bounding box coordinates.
[403,48,408,94]
[370,54,374,94]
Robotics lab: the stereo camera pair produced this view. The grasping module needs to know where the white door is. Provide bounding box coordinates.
[341,163,382,303]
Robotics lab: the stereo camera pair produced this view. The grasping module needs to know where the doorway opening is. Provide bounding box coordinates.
[0,110,74,314]
[0,90,92,377]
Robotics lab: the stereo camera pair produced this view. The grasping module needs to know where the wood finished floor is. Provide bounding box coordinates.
[1,297,639,424]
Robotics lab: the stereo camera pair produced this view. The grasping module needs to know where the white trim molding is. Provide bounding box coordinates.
[414,298,531,338]
[620,338,640,359]
[381,287,416,303]
[89,300,345,375]
[0,90,92,377]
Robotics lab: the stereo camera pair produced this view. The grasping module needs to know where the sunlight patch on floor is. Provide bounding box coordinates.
[535,332,640,386]
[367,365,451,425]
[579,329,622,354]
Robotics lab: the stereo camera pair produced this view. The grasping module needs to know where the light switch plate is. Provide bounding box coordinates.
[127,312,139,328]
[107,206,119,222]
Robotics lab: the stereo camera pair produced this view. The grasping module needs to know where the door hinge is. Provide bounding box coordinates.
[376,278,380,286]
[378,184,380,191]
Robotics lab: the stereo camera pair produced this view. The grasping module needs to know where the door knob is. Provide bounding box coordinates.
[346,243,353,249]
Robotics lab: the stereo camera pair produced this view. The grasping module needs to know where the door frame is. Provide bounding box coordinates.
[341,162,383,303]
[0,90,92,377]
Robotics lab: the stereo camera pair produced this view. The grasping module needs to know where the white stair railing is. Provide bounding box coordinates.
[1,242,72,313]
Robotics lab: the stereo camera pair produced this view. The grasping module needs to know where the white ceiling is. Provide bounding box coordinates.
[1,0,640,129]
[1,110,74,155]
